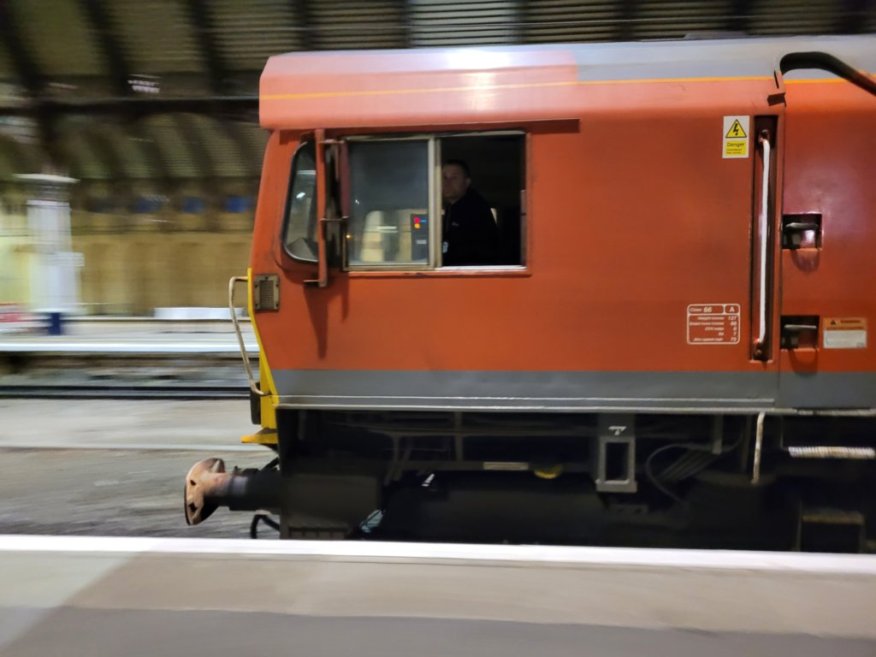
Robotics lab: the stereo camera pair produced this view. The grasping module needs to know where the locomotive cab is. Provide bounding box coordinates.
[281,132,526,273]
[185,37,876,548]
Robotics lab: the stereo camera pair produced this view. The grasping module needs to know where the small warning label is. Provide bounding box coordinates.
[722,115,750,159]
[725,119,747,139]
[823,317,868,349]
[687,304,741,345]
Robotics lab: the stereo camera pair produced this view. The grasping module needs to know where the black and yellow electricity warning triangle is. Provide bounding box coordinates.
[725,119,747,139]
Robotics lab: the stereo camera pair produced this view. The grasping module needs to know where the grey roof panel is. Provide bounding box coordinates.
[567,35,876,80]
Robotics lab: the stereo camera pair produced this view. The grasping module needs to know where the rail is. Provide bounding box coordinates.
[754,134,771,356]
[228,275,267,397]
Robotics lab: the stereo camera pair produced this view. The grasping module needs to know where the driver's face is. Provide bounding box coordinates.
[442,164,470,204]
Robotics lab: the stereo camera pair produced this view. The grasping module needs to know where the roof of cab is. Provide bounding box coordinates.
[259,36,876,130]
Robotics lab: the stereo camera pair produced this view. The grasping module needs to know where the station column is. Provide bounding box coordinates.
[15,174,81,335]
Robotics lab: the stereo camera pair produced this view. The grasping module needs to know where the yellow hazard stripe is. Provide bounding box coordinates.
[244,266,279,443]
[242,428,278,445]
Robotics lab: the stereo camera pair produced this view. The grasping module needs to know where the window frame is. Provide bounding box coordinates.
[340,130,528,276]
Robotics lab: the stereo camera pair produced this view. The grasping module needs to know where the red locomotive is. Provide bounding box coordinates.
[185,36,876,549]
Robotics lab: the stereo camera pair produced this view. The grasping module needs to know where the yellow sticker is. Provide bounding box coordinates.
[724,141,747,157]
[725,119,747,139]
[723,115,750,159]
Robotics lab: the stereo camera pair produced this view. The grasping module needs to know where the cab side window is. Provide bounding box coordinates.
[347,139,430,267]
[341,132,525,271]
[283,142,318,263]
[440,134,524,267]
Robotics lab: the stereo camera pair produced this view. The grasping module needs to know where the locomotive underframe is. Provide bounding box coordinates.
[264,408,875,549]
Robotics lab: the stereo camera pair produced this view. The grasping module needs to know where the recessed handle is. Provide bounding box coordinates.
[783,323,818,332]
[782,214,822,249]
[784,222,819,231]
[781,315,820,349]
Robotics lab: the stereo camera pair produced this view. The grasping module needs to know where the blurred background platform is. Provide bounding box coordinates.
[0,315,256,395]
[0,314,256,356]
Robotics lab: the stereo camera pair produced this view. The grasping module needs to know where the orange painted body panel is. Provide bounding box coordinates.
[780,82,876,374]
[249,41,875,410]
[254,90,774,373]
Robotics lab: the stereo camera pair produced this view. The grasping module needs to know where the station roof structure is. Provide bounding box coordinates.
[0,0,874,184]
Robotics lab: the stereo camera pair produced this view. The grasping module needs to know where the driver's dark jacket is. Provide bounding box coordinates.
[441,188,499,266]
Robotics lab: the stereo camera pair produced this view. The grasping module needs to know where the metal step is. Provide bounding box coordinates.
[787,446,875,460]
[796,506,866,553]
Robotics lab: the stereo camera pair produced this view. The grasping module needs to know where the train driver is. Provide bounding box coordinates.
[441,160,500,266]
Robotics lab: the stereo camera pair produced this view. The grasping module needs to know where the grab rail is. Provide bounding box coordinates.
[228,275,267,397]
[753,133,771,359]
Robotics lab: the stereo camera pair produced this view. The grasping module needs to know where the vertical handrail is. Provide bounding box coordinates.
[752,412,766,484]
[229,275,266,397]
[314,128,329,287]
[754,134,772,357]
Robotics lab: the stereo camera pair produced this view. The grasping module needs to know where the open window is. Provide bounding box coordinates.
[344,132,525,271]
[440,134,524,267]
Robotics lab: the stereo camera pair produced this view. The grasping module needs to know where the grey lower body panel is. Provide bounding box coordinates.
[272,369,876,412]
[779,371,876,409]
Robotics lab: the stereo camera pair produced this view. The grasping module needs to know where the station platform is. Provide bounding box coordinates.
[0,317,258,358]
[1,535,874,656]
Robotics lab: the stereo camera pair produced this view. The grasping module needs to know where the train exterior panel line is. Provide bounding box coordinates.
[184,36,876,545]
